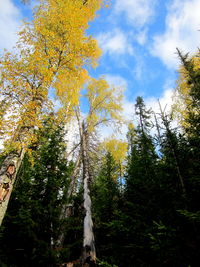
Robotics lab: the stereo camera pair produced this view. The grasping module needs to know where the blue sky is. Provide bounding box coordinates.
[89,0,200,113]
[1,0,200,137]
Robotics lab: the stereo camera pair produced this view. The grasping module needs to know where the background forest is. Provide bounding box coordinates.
[0,0,200,267]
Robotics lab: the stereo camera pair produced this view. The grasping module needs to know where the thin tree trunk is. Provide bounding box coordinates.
[81,122,96,266]
[0,148,25,226]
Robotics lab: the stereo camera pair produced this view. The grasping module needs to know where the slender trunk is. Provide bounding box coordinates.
[81,123,96,266]
[0,148,25,226]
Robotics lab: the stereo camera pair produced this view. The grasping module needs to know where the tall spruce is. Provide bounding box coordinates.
[123,97,159,266]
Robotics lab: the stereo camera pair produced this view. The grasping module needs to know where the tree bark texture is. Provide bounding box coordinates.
[0,149,25,226]
[81,122,96,265]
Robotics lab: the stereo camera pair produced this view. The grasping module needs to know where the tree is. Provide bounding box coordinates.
[103,138,127,181]
[91,151,121,266]
[158,102,186,197]
[56,77,123,265]
[0,0,103,225]
[0,117,73,267]
[174,49,200,131]
[126,97,157,186]
[122,97,160,265]
[176,49,200,157]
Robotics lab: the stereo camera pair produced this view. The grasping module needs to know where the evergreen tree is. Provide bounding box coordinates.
[0,119,74,267]
[126,97,158,199]
[92,152,120,266]
[121,97,159,266]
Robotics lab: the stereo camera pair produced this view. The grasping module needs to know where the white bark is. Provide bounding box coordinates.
[83,170,96,262]
[0,148,25,226]
[82,123,96,264]
[56,121,97,265]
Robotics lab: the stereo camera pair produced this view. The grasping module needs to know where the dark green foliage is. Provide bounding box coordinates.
[93,153,119,223]
[60,191,84,264]
[91,95,200,267]
[122,99,161,266]
[0,120,76,266]
[91,153,121,266]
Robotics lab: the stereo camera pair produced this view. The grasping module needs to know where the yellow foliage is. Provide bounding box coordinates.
[103,138,127,164]
[0,0,103,153]
[86,77,124,132]
[174,50,200,127]
[101,137,127,178]
[128,122,134,130]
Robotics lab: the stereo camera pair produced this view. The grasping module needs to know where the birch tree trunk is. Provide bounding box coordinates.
[0,148,25,226]
[81,122,96,265]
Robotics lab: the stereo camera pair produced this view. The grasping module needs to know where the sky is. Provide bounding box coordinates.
[1,0,200,138]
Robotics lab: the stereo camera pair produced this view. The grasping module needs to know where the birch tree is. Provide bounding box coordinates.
[0,0,102,225]
[56,77,123,265]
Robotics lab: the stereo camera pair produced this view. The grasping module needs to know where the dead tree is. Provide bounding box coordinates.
[81,121,96,265]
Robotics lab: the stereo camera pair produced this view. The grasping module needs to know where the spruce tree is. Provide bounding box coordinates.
[123,97,159,266]
[0,118,74,267]
[92,152,120,266]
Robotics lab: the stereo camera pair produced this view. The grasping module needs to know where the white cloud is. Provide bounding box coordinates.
[133,56,145,81]
[114,0,157,28]
[99,84,178,142]
[144,85,180,135]
[136,29,148,45]
[98,75,174,140]
[151,0,200,68]
[105,74,128,89]
[97,28,134,56]
[145,88,174,115]
[0,0,22,52]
